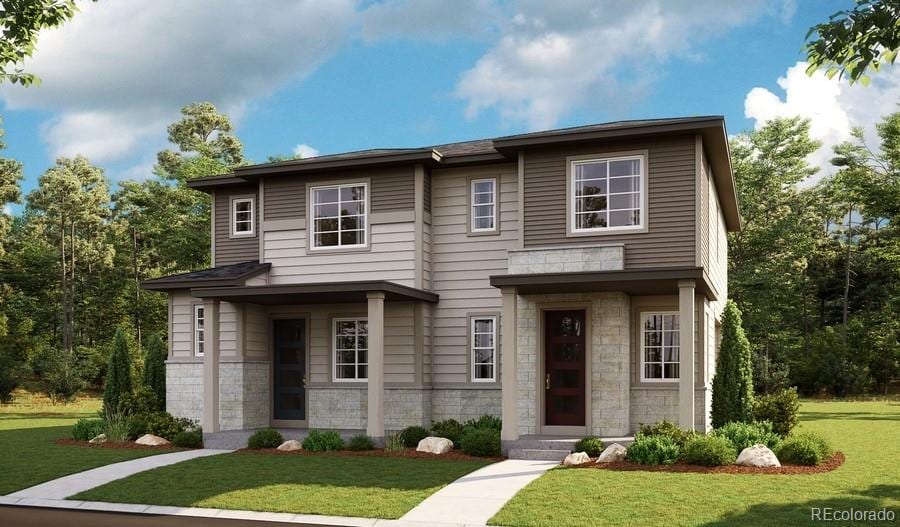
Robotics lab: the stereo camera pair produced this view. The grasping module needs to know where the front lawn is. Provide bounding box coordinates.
[492,400,900,527]
[0,391,173,495]
[73,451,492,519]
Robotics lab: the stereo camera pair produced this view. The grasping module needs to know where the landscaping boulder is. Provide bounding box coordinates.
[416,436,453,454]
[736,444,781,468]
[89,433,107,444]
[563,451,590,466]
[277,439,302,452]
[595,443,627,463]
[136,434,170,447]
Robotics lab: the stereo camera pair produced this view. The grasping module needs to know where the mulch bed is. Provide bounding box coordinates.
[238,447,503,462]
[54,438,184,451]
[570,452,844,475]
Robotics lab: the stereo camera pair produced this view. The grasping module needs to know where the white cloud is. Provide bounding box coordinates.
[744,61,900,181]
[455,0,789,129]
[293,143,320,158]
[0,0,356,166]
[360,0,500,42]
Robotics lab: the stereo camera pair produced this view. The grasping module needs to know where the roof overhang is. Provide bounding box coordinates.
[489,267,719,301]
[141,262,271,291]
[190,281,439,304]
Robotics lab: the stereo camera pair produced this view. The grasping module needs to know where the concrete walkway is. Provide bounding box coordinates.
[400,459,558,525]
[9,449,232,500]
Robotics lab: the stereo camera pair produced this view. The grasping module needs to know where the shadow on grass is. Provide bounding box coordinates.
[702,485,900,526]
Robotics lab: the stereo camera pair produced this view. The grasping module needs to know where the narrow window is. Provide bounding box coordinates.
[194,304,205,357]
[641,312,679,381]
[470,178,497,232]
[232,197,254,236]
[471,316,497,382]
[333,318,368,381]
[571,155,644,232]
[311,183,367,248]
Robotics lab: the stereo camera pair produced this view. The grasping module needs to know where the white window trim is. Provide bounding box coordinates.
[309,182,369,251]
[231,197,255,237]
[470,177,497,233]
[332,317,368,383]
[566,151,649,236]
[470,315,498,383]
[193,304,205,358]
[639,311,680,383]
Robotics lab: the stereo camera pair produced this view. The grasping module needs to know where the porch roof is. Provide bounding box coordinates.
[141,261,271,291]
[489,267,719,301]
[190,280,439,304]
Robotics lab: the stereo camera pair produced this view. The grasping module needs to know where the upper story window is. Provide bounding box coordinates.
[641,312,679,382]
[333,318,368,382]
[193,304,205,357]
[311,183,367,249]
[470,178,497,233]
[570,154,646,234]
[471,316,497,382]
[231,197,254,236]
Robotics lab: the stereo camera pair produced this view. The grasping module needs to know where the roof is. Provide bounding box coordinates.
[191,281,439,304]
[141,261,271,290]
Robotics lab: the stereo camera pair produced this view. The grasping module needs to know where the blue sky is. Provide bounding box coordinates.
[3,0,898,211]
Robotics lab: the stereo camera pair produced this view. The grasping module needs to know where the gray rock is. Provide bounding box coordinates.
[416,436,453,454]
[135,434,170,447]
[89,433,107,444]
[277,439,302,452]
[736,444,781,467]
[563,451,591,466]
[595,443,627,463]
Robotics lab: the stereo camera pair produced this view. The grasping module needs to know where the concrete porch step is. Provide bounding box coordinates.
[507,448,572,461]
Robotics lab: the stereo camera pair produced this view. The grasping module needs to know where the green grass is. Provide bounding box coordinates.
[491,400,900,527]
[74,452,491,519]
[0,390,172,495]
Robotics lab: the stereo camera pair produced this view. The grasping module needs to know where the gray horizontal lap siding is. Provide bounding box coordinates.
[522,134,697,269]
[215,185,259,266]
[264,177,306,221]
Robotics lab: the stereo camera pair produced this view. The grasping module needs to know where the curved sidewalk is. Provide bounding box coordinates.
[8,448,232,500]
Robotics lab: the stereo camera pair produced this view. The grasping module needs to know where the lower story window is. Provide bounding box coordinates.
[641,312,679,381]
[471,316,497,382]
[193,304,205,357]
[333,318,368,381]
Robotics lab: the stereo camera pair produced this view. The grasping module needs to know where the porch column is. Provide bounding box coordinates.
[500,287,519,442]
[366,291,385,441]
[678,280,696,430]
[202,299,220,433]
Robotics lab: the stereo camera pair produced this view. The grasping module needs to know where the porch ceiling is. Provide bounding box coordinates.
[190,280,439,304]
[489,267,719,301]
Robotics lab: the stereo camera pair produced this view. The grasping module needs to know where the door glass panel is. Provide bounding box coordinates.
[553,343,579,362]
[554,369,579,389]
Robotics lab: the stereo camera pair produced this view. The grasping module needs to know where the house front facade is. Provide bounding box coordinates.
[142,116,740,449]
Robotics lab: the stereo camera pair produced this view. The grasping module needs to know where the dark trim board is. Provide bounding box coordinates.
[191,280,440,304]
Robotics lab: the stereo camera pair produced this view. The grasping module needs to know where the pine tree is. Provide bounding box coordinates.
[711,300,755,428]
[103,327,133,413]
[142,332,166,412]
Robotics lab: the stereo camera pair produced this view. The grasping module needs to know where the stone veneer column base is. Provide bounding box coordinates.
[166,362,203,423]
[630,387,710,432]
[308,387,434,431]
[219,362,270,431]
[430,388,501,423]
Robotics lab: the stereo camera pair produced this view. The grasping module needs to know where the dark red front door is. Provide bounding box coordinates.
[544,310,586,427]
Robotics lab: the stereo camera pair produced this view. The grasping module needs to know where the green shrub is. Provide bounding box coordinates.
[144,412,195,441]
[142,332,167,412]
[712,421,781,455]
[173,429,203,448]
[625,435,681,465]
[400,425,429,447]
[247,428,284,449]
[0,349,25,404]
[463,414,502,432]
[711,300,755,428]
[384,433,405,454]
[103,411,133,442]
[347,434,375,451]
[574,436,605,457]
[682,435,737,466]
[777,432,833,466]
[753,388,800,437]
[459,427,500,457]
[638,420,695,448]
[125,415,147,439]
[42,348,86,403]
[72,418,106,441]
[103,328,133,414]
[302,429,344,451]
[117,385,157,417]
[431,419,464,444]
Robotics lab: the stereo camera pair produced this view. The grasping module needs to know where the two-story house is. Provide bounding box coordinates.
[142,116,740,455]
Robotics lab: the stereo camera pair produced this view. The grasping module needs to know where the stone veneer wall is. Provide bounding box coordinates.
[166,362,203,423]
[430,388,501,423]
[507,244,624,274]
[308,387,433,431]
[219,362,270,431]
[516,292,631,437]
[630,387,710,432]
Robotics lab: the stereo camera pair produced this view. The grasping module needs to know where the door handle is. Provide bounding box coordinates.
[302,376,307,387]
[545,373,550,391]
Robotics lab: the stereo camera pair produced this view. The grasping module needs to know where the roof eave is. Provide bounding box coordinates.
[140,262,271,291]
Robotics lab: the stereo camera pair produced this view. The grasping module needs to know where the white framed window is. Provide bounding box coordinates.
[311,183,367,249]
[333,318,368,382]
[470,178,497,232]
[570,154,646,233]
[640,312,679,382]
[231,197,254,236]
[471,316,497,382]
[193,304,205,357]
